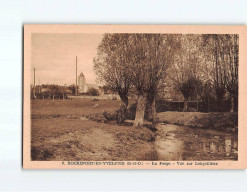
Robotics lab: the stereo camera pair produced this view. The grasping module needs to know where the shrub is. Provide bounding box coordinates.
[87,88,100,96]
[103,111,117,121]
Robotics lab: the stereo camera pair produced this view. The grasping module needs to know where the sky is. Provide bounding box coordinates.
[31,33,103,85]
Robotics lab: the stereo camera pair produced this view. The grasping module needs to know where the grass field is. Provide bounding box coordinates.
[30,99,238,161]
[31,99,120,117]
[31,99,154,161]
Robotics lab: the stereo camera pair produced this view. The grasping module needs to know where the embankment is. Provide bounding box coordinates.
[157,112,238,133]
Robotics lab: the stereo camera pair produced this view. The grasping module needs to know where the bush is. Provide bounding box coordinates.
[103,111,117,121]
[87,88,100,96]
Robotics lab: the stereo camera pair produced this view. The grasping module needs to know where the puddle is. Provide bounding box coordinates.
[143,124,238,161]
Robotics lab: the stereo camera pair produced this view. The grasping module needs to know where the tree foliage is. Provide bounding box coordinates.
[94,33,239,126]
[87,88,100,96]
[171,35,203,111]
[202,34,239,111]
[94,34,132,123]
[126,34,179,124]
[94,33,178,125]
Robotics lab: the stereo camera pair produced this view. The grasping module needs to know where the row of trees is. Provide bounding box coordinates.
[31,84,100,99]
[31,84,68,99]
[171,34,238,112]
[94,34,178,125]
[94,33,239,126]
[68,85,100,96]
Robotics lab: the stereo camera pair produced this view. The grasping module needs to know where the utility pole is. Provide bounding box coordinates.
[75,56,77,96]
[33,67,36,99]
[39,78,40,93]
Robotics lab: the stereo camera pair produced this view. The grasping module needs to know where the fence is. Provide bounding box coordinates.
[156,99,236,112]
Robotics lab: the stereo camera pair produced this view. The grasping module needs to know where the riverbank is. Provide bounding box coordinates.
[157,111,238,133]
[31,99,155,161]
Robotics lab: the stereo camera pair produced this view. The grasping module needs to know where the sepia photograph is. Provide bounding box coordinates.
[23,25,246,169]
[3,0,247,192]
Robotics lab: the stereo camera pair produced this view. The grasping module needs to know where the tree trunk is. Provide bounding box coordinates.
[216,87,225,111]
[230,94,234,112]
[234,94,238,112]
[183,97,189,112]
[134,95,147,127]
[146,94,157,122]
[207,96,209,112]
[117,94,128,124]
[196,96,199,111]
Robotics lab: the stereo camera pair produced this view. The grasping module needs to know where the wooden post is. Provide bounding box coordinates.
[75,56,78,96]
[33,67,36,99]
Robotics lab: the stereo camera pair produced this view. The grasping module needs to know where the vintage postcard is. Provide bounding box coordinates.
[23,25,247,169]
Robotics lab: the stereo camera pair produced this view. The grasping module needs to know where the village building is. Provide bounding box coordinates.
[78,72,99,94]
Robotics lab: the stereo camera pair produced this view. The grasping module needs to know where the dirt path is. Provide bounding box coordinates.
[47,127,116,161]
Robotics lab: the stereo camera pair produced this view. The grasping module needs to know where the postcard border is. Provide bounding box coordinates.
[23,25,247,169]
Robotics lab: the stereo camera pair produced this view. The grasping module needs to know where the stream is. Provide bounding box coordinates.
[143,123,238,161]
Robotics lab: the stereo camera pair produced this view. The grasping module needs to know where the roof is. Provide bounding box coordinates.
[79,72,85,77]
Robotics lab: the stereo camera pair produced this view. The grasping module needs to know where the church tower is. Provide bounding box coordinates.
[78,72,86,93]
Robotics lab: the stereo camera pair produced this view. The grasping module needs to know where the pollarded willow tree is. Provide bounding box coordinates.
[202,34,239,112]
[93,34,132,124]
[202,35,227,110]
[172,34,203,111]
[94,33,179,126]
[127,34,178,126]
[225,35,239,112]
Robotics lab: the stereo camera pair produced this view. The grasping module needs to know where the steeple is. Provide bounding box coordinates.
[79,72,85,77]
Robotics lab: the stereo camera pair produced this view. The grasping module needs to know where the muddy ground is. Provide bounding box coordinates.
[31,99,154,161]
[31,99,238,161]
